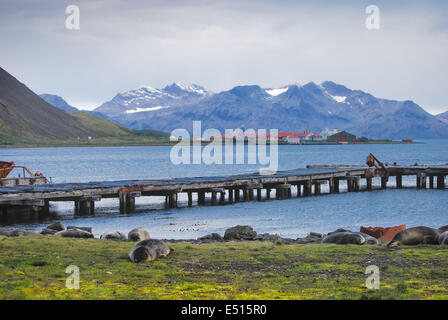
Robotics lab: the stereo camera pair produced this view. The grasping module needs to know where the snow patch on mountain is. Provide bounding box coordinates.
[169,82,208,95]
[125,106,169,114]
[330,95,347,103]
[265,87,289,96]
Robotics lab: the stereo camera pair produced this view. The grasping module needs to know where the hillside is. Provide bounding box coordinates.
[0,67,169,146]
[94,81,448,139]
[66,111,133,137]
[0,67,95,139]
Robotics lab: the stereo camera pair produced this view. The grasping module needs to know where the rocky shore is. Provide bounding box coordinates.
[1,223,447,264]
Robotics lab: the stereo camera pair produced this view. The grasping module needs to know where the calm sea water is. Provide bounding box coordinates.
[1,140,447,239]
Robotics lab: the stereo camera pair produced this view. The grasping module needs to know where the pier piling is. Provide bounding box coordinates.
[437,175,445,189]
[396,175,402,189]
[381,177,387,189]
[188,192,193,207]
[366,177,373,190]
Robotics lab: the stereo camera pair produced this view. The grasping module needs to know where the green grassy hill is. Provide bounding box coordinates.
[67,111,134,137]
[0,67,170,147]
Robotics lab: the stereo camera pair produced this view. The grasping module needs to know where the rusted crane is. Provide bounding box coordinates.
[0,161,47,185]
[365,153,389,181]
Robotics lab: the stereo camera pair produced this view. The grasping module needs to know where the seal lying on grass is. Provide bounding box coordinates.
[322,232,365,245]
[438,231,448,245]
[387,226,440,247]
[322,231,378,245]
[128,228,150,242]
[128,239,171,263]
[101,231,127,241]
[55,228,94,239]
[356,232,379,244]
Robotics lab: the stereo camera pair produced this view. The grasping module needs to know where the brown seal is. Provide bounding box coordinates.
[387,226,440,247]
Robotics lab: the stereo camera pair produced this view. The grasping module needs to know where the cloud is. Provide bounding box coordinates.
[0,0,447,113]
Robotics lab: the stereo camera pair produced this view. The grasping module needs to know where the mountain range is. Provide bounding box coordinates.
[1,64,447,141]
[92,81,448,139]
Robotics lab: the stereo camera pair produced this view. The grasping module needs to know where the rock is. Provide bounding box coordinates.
[322,232,366,245]
[0,228,36,237]
[255,233,281,242]
[128,228,150,242]
[295,237,317,244]
[128,239,171,263]
[280,238,299,244]
[438,231,448,245]
[41,228,58,235]
[67,226,92,233]
[11,230,36,237]
[0,228,12,237]
[46,222,65,231]
[55,228,94,239]
[101,231,127,241]
[309,232,323,238]
[223,225,257,241]
[198,233,223,242]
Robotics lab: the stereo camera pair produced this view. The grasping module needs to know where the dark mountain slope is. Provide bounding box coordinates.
[0,67,92,139]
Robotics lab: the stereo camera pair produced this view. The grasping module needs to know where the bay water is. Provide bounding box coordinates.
[1,140,447,239]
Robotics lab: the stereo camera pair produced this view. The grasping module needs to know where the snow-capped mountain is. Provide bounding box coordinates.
[95,82,210,116]
[436,110,448,124]
[93,81,448,139]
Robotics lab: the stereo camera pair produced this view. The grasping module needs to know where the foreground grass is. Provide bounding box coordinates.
[0,235,447,300]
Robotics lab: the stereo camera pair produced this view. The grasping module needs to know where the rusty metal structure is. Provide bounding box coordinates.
[365,153,390,182]
[0,161,15,179]
[0,161,47,186]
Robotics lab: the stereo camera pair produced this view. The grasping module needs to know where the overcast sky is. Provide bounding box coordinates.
[0,0,447,114]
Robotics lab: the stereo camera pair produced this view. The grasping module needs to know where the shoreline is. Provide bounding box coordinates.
[0,141,422,149]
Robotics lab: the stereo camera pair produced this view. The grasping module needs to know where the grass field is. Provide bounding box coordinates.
[0,235,447,300]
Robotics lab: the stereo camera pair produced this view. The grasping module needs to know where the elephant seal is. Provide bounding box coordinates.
[438,225,448,233]
[438,231,448,245]
[67,226,92,233]
[55,228,94,239]
[101,231,127,241]
[387,226,440,247]
[128,239,171,263]
[356,232,379,245]
[322,232,366,245]
[128,228,150,242]
[327,228,352,235]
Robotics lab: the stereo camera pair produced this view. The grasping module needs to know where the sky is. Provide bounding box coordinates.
[0,0,447,114]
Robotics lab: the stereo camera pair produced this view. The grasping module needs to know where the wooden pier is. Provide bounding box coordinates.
[0,165,447,218]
